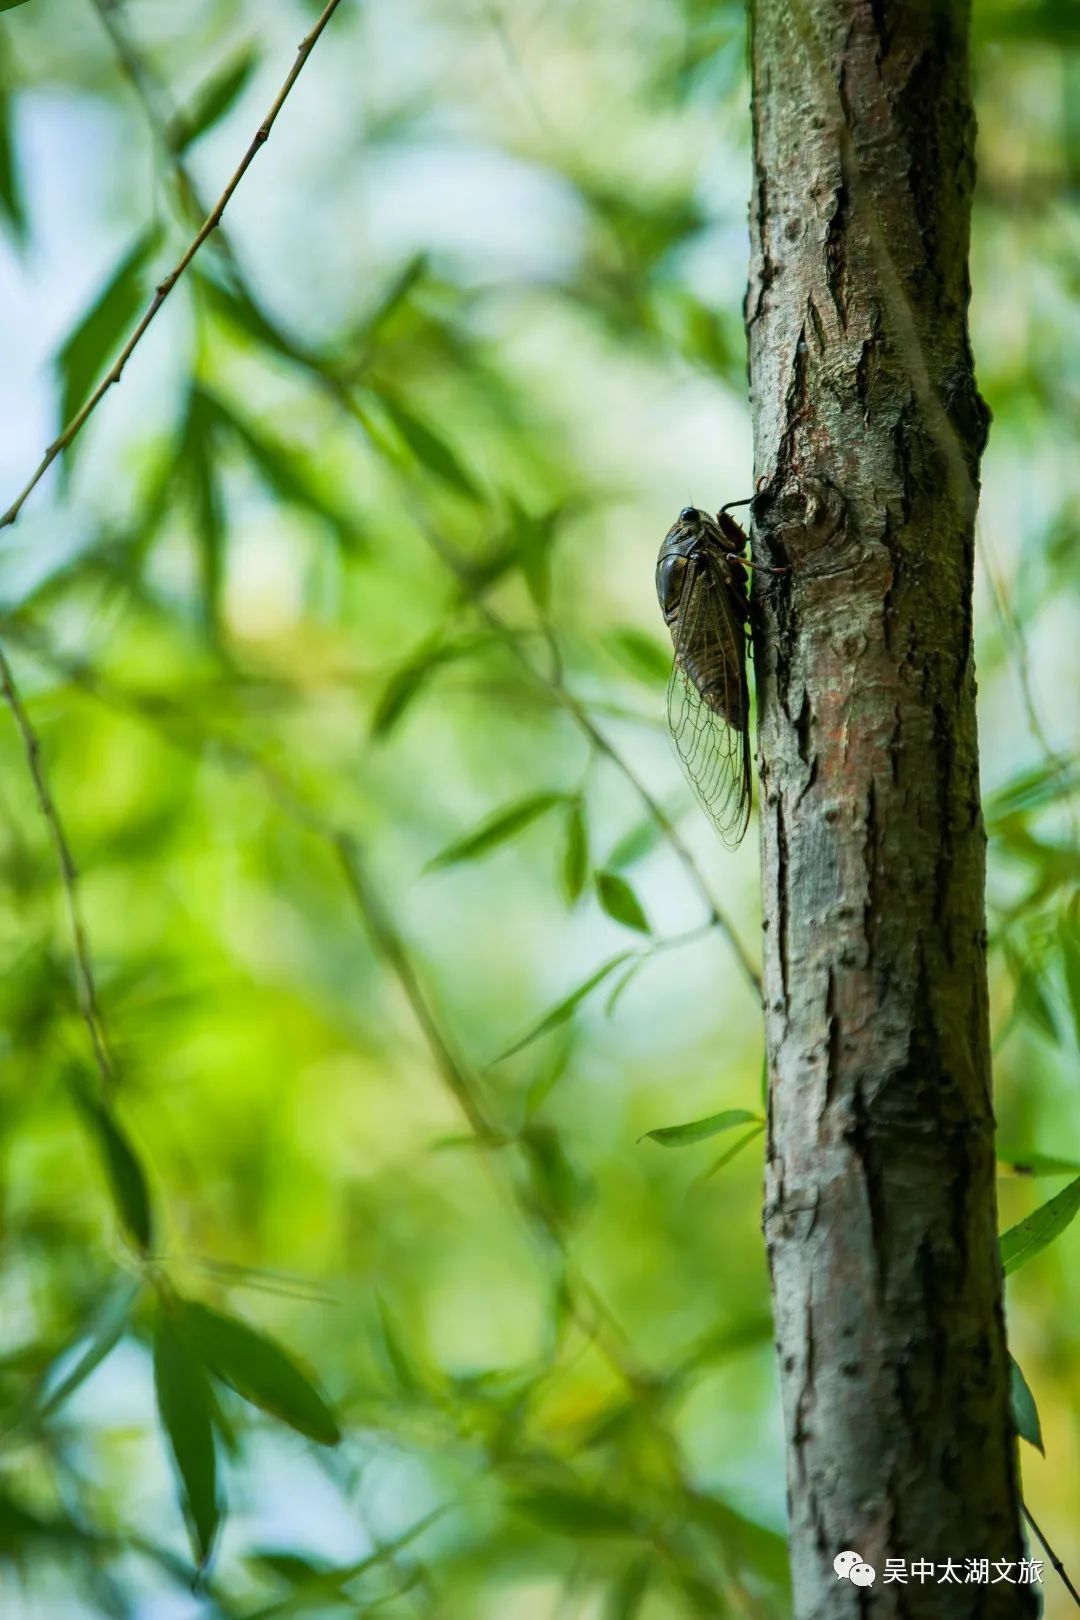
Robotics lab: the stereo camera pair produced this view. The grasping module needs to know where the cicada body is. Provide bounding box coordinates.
[656,504,752,845]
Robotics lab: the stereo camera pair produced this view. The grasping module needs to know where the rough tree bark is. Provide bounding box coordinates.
[745,2,1034,1615]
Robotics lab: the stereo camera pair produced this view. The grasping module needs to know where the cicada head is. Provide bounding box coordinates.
[656,506,714,616]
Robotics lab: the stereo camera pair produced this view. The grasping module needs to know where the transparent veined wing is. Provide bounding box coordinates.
[665,549,752,846]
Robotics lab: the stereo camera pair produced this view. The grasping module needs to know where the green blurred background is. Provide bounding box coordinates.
[0,0,1077,1615]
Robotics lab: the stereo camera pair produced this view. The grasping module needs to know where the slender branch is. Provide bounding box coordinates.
[0,0,347,532]
[0,642,115,1091]
[1022,1503,1080,1610]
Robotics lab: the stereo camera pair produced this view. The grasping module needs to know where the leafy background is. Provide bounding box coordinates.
[0,0,1078,1615]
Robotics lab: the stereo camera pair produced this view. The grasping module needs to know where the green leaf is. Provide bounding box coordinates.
[210,391,363,553]
[0,38,26,238]
[427,793,566,870]
[180,1300,341,1446]
[379,392,479,499]
[561,799,588,903]
[606,817,664,870]
[1012,954,1059,1043]
[1000,1175,1080,1275]
[694,1124,766,1188]
[38,1280,141,1422]
[170,46,258,152]
[55,229,159,445]
[606,1559,651,1620]
[0,2,33,12]
[370,635,487,737]
[641,1108,762,1148]
[512,1487,638,1538]
[1009,1355,1044,1454]
[605,957,646,1016]
[997,1149,1080,1178]
[606,627,672,685]
[521,1123,591,1226]
[595,870,650,934]
[375,1296,419,1394]
[154,1309,220,1566]
[493,952,636,1064]
[1061,906,1080,1047]
[77,1095,155,1253]
[183,388,226,626]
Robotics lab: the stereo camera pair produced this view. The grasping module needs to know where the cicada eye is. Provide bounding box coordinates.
[656,553,688,614]
[679,505,698,523]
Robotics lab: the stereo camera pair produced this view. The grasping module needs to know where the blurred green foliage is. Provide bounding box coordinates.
[0,0,1077,1615]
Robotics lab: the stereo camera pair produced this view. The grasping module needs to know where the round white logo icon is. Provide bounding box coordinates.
[834,1550,876,1586]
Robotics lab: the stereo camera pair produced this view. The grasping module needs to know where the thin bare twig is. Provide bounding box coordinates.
[1023,1503,1080,1610]
[0,643,115,1090]
[0,0,347,532]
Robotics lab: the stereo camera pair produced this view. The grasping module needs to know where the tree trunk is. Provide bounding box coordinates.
[746,2,1034,1615]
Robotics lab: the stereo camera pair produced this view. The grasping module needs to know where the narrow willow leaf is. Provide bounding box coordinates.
[427,793,566,870]
[38,1279,141,1422]
[153,1311,220,1566]
[561,799,588,904]
[493,952,636,1064]
[1061,907,1080,1046]
[521,1123,591,1225]
[512,1487,638,1538]
[55,230,159,446]
[606,817,664,871]
[0,39,25,238]
[1000,1175,1080,1275]
[605,957,647,1016]
[606,1558,651,1620]
[196,268,306,365]
[1009,1355,1044,1453]
[170,47,258,152]
[78,1096,155,1253]
[0,2,33,13]
[379,393,479,498]
[606,627,672,685]
[210,392,362,552]
[693,1124,766,1190]
[997,1149,1080,1178]
[595,871,650,934]
[181,1300,341,1446]
[641,1107,761,1148]
[375,1296,419,1393]
[183,387,225,625]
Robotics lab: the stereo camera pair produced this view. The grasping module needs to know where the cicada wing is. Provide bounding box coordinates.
[665,553,752,846]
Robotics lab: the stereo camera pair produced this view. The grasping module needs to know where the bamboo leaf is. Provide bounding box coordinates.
[153,1310,220,1567]
[999,1175,1080,1275]
[595,870,650,934]
[641,1108,761,1148]
[427,793,566,870]
[180,1300,341,1446]
[1009,1355,1044,1453]
[170,47,258,152]
[493,953,637,1063]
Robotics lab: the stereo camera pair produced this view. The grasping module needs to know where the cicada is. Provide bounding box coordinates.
[655,502,755,846]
